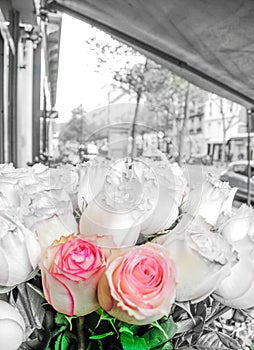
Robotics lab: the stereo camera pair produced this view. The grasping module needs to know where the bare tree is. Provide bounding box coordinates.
[217,98,240,164]
[146,74,196,165]
[177,82,190,166]
[86,34,168,156]
[59,104,88,143]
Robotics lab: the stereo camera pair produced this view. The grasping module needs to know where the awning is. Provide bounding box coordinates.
[47,0,254,108]
[206,137,228,145]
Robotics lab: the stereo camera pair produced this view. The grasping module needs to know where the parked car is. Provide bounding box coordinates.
[80,143,98,162]
[219,160,254,202]
[142,149,168,162]
[98,144,109,157]
[186,155,213,165]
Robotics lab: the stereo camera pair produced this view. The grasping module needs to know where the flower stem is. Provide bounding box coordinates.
[206,305,231,325]
[77,316,86,350]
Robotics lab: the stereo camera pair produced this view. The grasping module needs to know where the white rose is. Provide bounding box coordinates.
[50,164,80,209]
[0,300,25,350]
[79,191,141,248]
[0,211,41,292]
[78,158,111,210]
[0,164,29,207]
[132,159,182,235]
[155,216,236,302]
[140,187,179,236]
[28,163,50,185]
[138,159,188,206]
[79,158,184,243]
[214,205,254,309]
[19,189,77,249]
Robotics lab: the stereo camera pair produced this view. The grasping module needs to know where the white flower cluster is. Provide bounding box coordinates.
[1,157,254,350]
[0,162,80,292]
[155,174,254,309]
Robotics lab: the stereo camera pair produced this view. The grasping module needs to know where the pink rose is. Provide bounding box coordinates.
[98,243,177,325]
[40,234,107,316]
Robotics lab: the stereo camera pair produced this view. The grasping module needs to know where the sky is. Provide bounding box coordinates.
[55,14,144,123]
[56,15,110,122]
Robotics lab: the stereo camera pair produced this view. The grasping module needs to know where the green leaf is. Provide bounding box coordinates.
[50,325,68,339]
[119,324,149,350]
[54,333,65,350]
[89,331,115,340]
[158,316,177,340]
[55,313,69,326]
[119,325,133,336]
[55,313,76,330]
[154,343,173,350]
[143,317,176,349]
[54,331,77,350]
[95,308,117,332]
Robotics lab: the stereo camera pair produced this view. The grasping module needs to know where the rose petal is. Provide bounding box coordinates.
[1,233,31,287]
[141,190,179,235]
[41,266,74,316]
[23,229,41,269]
[0,319,24,350]
[0,247,10,287]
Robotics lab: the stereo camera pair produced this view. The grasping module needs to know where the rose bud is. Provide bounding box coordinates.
[156,217,237,302]
[0,211,41,293]
[98,243,177,325]
[214,205,254,309]
[0,300,25,350]
[40,234,108,316]
[182,174,237,226]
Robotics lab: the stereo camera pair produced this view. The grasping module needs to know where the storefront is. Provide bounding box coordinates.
[0,0,61,166]
[228,133,254,161]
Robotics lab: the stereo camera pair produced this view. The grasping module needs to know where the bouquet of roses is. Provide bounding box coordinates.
[0,159,254,350]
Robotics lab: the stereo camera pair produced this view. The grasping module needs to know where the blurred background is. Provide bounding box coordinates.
[0,1,254,204]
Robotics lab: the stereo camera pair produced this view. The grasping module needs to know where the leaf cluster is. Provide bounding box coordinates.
[83,309,177,350]
[171,297,250,350]
[6,275,254,350]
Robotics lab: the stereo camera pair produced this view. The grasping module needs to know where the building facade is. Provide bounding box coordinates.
[164,88,246,162]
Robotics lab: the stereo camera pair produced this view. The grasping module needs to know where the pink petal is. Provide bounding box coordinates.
[41,266,74,316]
